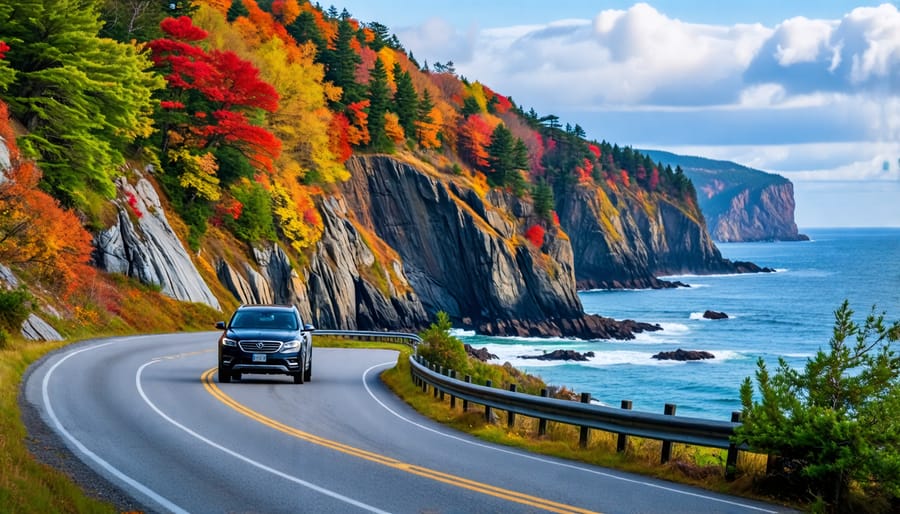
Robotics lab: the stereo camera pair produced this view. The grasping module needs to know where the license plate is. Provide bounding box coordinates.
[252,353,266,362]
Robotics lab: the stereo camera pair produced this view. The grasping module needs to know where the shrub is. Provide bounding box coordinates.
[735,301,900,511]
[417,311,468,374]
[0,287,33,332]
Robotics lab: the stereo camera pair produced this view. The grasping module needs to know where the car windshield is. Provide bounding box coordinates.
[230,310,298,330]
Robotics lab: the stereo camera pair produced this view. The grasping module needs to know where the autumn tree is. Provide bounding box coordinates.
[415,88,441,149]
[322,16,363,104]
[0,0,163,209]
[458,114,495,170]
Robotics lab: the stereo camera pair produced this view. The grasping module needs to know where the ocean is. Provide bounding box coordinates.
[454,228,900,420]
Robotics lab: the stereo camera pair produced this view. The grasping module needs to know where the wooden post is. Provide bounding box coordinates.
[617,400,633,453]
[484,380,493,422]
[421,359,428,393]
[463,375,471,412]
[432,365,439,398]
[538,389,548,436]
[449,370,457,409]
[438,366,445,401]
[725,411,741,481]
[507,384,517,428]
[661,403,676,464]
[579,392,591,448]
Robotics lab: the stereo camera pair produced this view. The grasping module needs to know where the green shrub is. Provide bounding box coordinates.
[417,311,469,374]
[0,287,33,332]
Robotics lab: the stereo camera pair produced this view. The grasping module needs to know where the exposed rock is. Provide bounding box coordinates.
[703,310,729,320]
[640,150,809,243]
[0,263,18,287]
[94,174,220,310]
[652,349,715,361]
[476,315,661,340]
[519,349,595,361]
[21,314,62,341]
[465,344,498,361]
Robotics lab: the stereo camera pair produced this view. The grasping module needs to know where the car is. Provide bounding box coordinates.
[216,304,315,384]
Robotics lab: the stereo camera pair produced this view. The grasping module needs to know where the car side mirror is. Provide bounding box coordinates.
[215,321,226,330]
[303,323,315,332]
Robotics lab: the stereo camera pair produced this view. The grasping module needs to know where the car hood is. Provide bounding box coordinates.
[225,329,300,341]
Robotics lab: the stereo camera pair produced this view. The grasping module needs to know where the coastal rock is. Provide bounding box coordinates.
[465,344,498,361]
[652,349,715,361]
[519,349,595,361]
[703,310,729,320]
[94,174,220,310]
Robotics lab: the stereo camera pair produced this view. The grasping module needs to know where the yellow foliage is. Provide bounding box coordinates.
[170,149,222,201]
[377,47,397,89]
[384,112,405,143]
[471,171,490,198]
[468,81,488,113]
[270,181,324,252]
[415,106,442,149]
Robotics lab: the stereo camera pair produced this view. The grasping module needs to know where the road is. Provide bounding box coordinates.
[23,333,794,513]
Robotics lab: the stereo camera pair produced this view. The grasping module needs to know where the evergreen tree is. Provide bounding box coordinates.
[0,0,163,209]
[392,63,417,138]
[532,181,555,220]
[366,21,390,51]
[366,57,392,152]
[227,0,249,22]
[322,17,363,104]
[417,88,434,121]
[486,124,528,190]
[287,9,326,53]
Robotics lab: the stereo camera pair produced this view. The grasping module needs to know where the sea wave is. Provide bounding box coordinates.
[482,345,745,368]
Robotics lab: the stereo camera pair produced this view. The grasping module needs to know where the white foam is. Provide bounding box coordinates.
[482,345,745,368]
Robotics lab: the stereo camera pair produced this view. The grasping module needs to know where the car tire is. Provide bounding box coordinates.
[232,372,242,381]
[293,354,305,384]
[219,368,231,383]
[304,359,312,382]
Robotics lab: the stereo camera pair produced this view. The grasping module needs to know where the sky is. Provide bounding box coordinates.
[333,1,900,228]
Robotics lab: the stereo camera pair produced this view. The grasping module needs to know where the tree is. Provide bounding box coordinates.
[486,123,528,191]
[226,0,249,21]
[414,87,441,149]
[736,301,900,510]
[392,62,417,137]
[0,0,163,209]
[365,57,392,152]
[417,311,468,375]
[322,16,363,104]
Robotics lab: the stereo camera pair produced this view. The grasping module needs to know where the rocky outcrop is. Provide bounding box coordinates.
[336,155,656,339]
[652,349,715,361]
[520,349,595,361]
[21,314,63,341]
[557,184,767,290]
[94,173,220,310]
[703,310,728,320]
[641,150,808,242]
[465,344,498,361]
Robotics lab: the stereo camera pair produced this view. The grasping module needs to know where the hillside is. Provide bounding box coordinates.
[0,0,769,344]
[641,150,809,242]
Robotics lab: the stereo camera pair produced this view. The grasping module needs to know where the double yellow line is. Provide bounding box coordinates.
[201,368,599,514]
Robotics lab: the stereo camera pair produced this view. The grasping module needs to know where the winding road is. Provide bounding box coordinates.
[23,333,794,513]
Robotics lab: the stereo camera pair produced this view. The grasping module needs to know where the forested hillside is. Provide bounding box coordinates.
[0,0,750,340]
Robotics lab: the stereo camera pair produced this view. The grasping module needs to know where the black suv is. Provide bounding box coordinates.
[216,304,315,384]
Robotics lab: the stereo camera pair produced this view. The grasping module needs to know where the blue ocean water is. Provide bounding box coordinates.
[454,228,900,420]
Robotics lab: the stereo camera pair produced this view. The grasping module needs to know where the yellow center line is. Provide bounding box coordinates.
[201,368,600,514]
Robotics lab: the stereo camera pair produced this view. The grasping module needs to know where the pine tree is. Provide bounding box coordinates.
[322,17,363,104]
[287,9,326,53]
[366,57,392,152]
[0,0,163,209]
[227,0,249,22]
[392,63,417,138]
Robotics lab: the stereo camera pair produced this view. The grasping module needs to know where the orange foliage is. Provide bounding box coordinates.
[383,112,405,143]
[524,224,545,248]
[346,100,370,146]
[415,106,442,149]
[588,144,601,159]
[271,0,300,25]
[458,114,495,170]
[0,106,95,298]
[329,112,352,162]
[620,170,630,187]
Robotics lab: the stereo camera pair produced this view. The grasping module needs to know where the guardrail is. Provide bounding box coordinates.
[312,329,745,479]
[409,354,746,479]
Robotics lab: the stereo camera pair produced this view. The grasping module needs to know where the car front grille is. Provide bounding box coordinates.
[238,340,283,353]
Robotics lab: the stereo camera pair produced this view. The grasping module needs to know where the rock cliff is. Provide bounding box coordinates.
[642,150,808,242]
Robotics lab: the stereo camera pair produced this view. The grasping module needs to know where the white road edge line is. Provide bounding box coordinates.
[42,340,189,514]
[136,359,390,514]
[362,361,779,514]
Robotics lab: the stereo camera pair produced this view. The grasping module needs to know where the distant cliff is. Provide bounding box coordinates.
[641,150,808,242]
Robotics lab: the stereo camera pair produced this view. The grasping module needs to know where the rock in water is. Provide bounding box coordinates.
[652,348,715,361]
[703,310,729,320]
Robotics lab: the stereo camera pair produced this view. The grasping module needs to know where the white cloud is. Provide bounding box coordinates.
[771,16,836,66]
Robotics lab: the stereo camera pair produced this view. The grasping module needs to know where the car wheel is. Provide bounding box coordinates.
[304,359,312,382]
[219,367,231,383]
[293,354,305,384]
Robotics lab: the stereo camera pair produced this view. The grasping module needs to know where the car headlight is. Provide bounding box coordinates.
[221,337,237,347]
[282,339,301,351]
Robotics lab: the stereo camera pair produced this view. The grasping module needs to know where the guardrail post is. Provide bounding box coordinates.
[661,403,676,463]
[617,400,633,452]
[432,365,439,398]
[463,375,471,411]
[438,366,445,401]
[538,389,548,436]
[484,380,493,422]
[726,411,741,480]
[579,392,591,448]
[421,359,428,393]
[449,370,457,409]
[507,384,517,428]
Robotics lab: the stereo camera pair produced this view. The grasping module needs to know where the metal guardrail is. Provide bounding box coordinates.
[313,329,744,476]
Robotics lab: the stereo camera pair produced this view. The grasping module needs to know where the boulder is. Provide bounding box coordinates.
[652,348,715,361]
[464,344,498,361]
[703,310,729,320]
[519,349,595,361]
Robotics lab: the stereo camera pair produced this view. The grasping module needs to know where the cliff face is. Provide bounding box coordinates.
[556,185,756,290]
[642,150,808,242]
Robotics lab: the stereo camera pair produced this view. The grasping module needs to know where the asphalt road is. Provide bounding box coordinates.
[23,333,795,513]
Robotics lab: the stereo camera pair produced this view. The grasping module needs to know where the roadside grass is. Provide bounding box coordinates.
[378,348,785,507]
